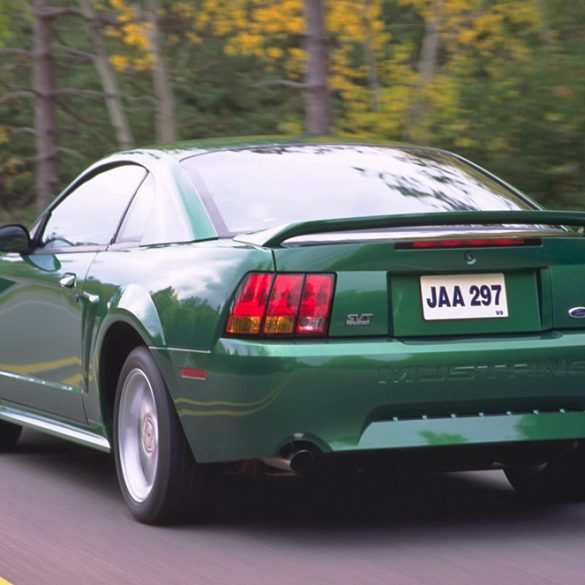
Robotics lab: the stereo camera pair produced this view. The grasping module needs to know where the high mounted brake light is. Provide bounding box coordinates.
[396,237,541,250]
[225,273,335,337]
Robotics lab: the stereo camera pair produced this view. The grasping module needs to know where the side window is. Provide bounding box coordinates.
[116,173,156,243]
[41,165,147,249]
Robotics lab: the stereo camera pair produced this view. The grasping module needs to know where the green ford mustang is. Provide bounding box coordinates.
[2,138,585,524]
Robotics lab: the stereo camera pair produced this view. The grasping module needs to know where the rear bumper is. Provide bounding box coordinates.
[151,331,585,463]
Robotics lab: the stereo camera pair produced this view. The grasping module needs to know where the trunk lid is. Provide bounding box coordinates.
[242,211,585,339]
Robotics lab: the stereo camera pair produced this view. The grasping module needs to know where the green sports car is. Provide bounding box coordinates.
[2,138,585,524]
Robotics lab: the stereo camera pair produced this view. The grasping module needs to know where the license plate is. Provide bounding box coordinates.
[420,273,508,321]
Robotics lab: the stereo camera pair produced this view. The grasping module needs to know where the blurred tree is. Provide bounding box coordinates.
[0,0,584,218]
[77,0,133,149]
[32,0,59,210]
[108,0,176,142]
[199,0,332,135]
[303,0,331,135]
[142,0,176,142]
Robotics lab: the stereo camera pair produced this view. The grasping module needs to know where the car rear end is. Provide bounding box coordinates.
[170,144,585,469]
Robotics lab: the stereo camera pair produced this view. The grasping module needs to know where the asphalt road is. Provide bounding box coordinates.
[2,430,585,585]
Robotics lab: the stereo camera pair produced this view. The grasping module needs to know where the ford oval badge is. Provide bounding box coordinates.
[568,307,585,319]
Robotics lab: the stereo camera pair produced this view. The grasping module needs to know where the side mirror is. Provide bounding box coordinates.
[0,224,31,253]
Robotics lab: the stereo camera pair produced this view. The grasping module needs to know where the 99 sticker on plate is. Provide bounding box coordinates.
[420,273,508,321]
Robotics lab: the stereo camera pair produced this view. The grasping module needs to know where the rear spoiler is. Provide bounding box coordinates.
[234,210,585,248]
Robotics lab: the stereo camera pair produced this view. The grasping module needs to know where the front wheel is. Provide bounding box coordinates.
[113,346,209,524]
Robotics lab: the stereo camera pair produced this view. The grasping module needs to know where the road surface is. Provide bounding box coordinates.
[2,429,585,584]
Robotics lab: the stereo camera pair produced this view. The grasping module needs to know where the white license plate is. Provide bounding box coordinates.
[420,273,508,321]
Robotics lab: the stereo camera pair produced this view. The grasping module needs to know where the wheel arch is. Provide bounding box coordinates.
[94,284,167,436]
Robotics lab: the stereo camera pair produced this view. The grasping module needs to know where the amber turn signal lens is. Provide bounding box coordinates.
[264,274,304,335]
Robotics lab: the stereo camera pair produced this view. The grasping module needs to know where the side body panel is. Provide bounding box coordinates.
[0,250,96,421]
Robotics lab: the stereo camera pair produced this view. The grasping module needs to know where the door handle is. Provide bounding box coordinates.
[59,273,76,289]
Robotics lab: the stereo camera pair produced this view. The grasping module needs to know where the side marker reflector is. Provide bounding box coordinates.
[180,368,207,380]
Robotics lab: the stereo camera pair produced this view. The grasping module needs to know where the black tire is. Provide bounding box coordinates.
[0,420,22,451]
[505,446,585,501]
[113,346,211,524]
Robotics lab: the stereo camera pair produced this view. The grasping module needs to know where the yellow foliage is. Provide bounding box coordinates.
[266,47,284,60]
[278,119,303,135]
[109,0,126,12]
[95,0,539,148]
[104,26,122,39]
[134,56,153,72]
[186,31,202,44]
[122,22,149,52]
[195,11,210,29]
[109,54,129,72]
[0,126,8,145]
[454,136,475,149]
[172,2,197,19]
[458,28,477,46]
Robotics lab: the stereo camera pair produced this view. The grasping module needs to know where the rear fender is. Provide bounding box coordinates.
[103,284,166,347]
[84,284,166,425]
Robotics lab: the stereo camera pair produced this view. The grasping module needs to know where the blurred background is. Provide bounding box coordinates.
[0,0,583,224]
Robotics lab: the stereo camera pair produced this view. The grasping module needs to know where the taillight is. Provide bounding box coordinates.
[225,273,274,335]
[396,237,541,250]
[296,274,334,335]
[225,273,335,337]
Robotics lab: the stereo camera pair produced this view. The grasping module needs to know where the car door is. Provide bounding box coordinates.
[0,164,147,422]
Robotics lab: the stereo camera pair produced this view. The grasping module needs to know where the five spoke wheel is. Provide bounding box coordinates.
[117,368,159,503]
[113,346,209,524]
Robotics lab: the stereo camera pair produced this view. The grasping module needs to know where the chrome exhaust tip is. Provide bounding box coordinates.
[261,449,314,473]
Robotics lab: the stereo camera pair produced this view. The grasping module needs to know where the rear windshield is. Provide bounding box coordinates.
[181,145,534,236]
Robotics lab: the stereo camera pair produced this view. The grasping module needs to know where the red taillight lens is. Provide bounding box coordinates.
[397,237,541,250]
[296,274,334,335]
[264,275,304,335]
[225,273,335,337]
[225,273,274,335]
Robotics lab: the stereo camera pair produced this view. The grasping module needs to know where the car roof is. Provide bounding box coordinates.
[124,135,416,161]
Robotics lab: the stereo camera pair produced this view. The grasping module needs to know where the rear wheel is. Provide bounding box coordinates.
[0,420,22,451]
[505,446,585,501]
[113,346,210,524]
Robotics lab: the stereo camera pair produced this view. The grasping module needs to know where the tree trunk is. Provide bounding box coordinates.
[303,0,332,136]
[142,0,176,143]
[405,0,442,143]
[418,0,441,86]
[536,0,555,48]
[32,0,59,211]
[77,0,134,149]
[362,0,381,112]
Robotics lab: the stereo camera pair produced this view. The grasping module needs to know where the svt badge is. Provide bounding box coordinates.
[346,313,373,327]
